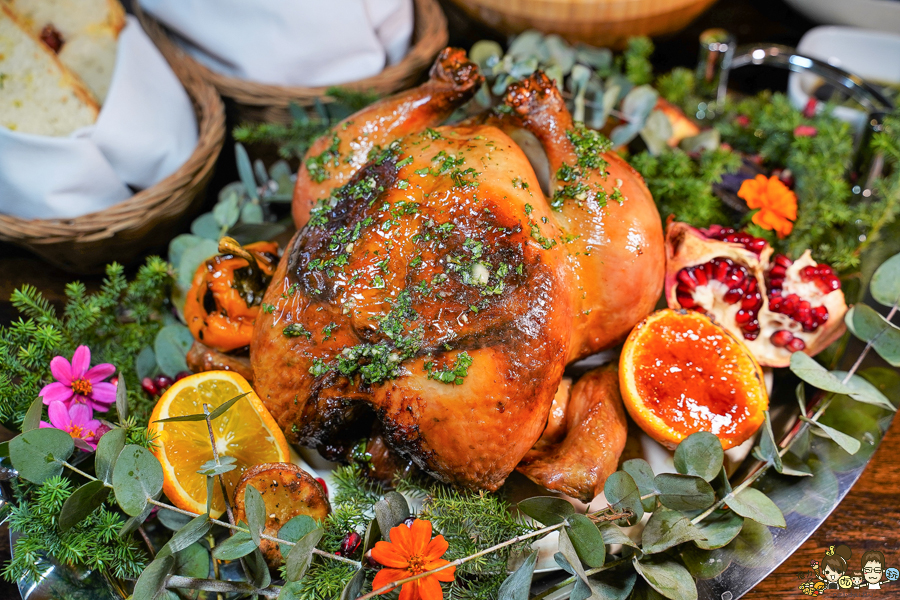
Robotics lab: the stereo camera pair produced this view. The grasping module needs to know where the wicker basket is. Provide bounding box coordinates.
[137,0,449,125]
[0,35,225,274]
[449,0,717,48]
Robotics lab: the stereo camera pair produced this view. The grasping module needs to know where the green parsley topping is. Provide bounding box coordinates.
[425,351,474,385]
[305,134,341,183]
[283,323,312,339]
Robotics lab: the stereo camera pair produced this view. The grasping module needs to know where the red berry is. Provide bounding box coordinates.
[315,477,329,497]
[175,371,192,381]
[339,532,362,557]
[141,377,158,396]
[154,375,174,391]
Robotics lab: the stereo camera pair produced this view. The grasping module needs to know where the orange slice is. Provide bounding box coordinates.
[619,309,768,450]
[148,371,290,518]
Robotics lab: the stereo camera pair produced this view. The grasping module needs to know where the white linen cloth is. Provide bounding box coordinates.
[0,16,197,220]
[137,0,414,87]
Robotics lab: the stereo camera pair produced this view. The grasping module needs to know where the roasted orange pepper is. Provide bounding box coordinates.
[184,240,279,352]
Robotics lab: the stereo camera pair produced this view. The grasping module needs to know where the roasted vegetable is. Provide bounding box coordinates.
[184,239,279,352]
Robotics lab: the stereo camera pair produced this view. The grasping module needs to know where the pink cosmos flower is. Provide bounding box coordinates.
[40,401,102,449]
[40,346,116,412]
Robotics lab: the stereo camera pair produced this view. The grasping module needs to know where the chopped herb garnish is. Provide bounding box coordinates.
[425,351,474,385]
[283,323,312,339]
[305,134,342,183]
[322,322,339,341]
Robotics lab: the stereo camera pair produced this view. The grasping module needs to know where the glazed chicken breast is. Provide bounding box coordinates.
[251,48,664,495]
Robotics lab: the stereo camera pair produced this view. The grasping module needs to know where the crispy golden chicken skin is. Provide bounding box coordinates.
[252,50,664,494]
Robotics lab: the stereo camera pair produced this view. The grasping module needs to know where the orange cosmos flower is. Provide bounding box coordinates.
[371,519,455,600]
[737,174,798,239]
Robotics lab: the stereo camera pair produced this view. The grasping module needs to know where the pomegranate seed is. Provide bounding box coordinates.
[677,269,698,290]
[694,267,708,286]
[769,297,784,311]
[744,331,759,341]
[339,532,362,557]
[364,550,379,568]
[714,259,732,281]
[141,377,158,396]
[743,319,760,333]
[774,254,793,268]
[782,294,800,314]
[154,375,174,391]
[748,238,767,252]
[677,292,697,309]
[175,371,192,381]
[746,278,759,292]
[771,330,794,347]
[735,309,752,324]
[315,477,329,496]
[770,265,788,278]
[822,275,841,292]
[813,306,829,322]
[703,262,715,281]
[787,337,807,352]
[768,277,784,290]
[723,287,744,304]
[724,267,745,287]
[742,292,762,311]
[795,301,811,322]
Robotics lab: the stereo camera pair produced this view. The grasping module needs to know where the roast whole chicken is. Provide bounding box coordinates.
[251,48,665,500]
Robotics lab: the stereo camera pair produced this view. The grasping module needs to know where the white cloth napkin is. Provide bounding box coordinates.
[0,15,197,220]
[138,0,414,87]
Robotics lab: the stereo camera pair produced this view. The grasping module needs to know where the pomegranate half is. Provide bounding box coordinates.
[665,222,847,367]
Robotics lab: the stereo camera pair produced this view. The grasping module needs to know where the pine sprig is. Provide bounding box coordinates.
[0,257,172,429]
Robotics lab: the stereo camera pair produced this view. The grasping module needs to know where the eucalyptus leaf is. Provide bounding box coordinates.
[115,374,128,422]
[235,143,259,201]
[623,458,657,512]
[598,521,638,548]
[10,427,74,484]
[640,110,673,156]
[154,325,194,378]
[641,508,706,555]
[177,239,219,290]
[208,392,251,420]
[132,554,174,600]
[567,513,605,567]
[22,396,43,432]
[112,444,164,516]
[212,531,258,560]
[172,542,210,588]
[673,432,723,481]
[605,471,643,525]
[214,191,242,229]
[846,304,900,366]
[241,202,265,224]
[800,416,861,454]
[190,213,222,241]
[245,548,271,589]
[507,30,545,60]
[269,160,294,200]
[340,568,367,600]
[789,353,851,394]
[498,551,537,600]
[796,382,807,415]
[59,481,109,532]
[588,568,637,600]
[610,122,642,148]
[556,527,590,585]
[694,510,744,550]
[119,502,153,537]
[470,40,503,70]
[158,514,210,558]
[754,411,783,473]
[679,129,720,153]
[654,473,715,511]
[725,487,786,528]
[284,526,324,581]
[832,371,897,411]
[278,515,318,557]
[374,491,410,541]
[362,517,382,555]
[244,484,267,546]
[575,45,612,70]
[633,555,698,600]
[157,508,193,532]
[229,222,289,245]
[620,85,658,125]
[518,496,575,526]
[168,234,205,271]
[870,252,900,306]
[0,441,8,458]
[197,463,236,477]
[279,582,304,600]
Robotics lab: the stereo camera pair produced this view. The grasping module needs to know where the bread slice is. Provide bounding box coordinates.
[0,4,99,136]
[3,0,124,101]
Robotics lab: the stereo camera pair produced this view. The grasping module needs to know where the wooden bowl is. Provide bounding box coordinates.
[448,0,718,48]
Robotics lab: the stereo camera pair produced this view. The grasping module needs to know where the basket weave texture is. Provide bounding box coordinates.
[450,0,717,48]
[0,23,226,274]
[137,0,449,124]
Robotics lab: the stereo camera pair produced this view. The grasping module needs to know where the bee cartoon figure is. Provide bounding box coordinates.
[862,550,886,589]
[816,545,852,591]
